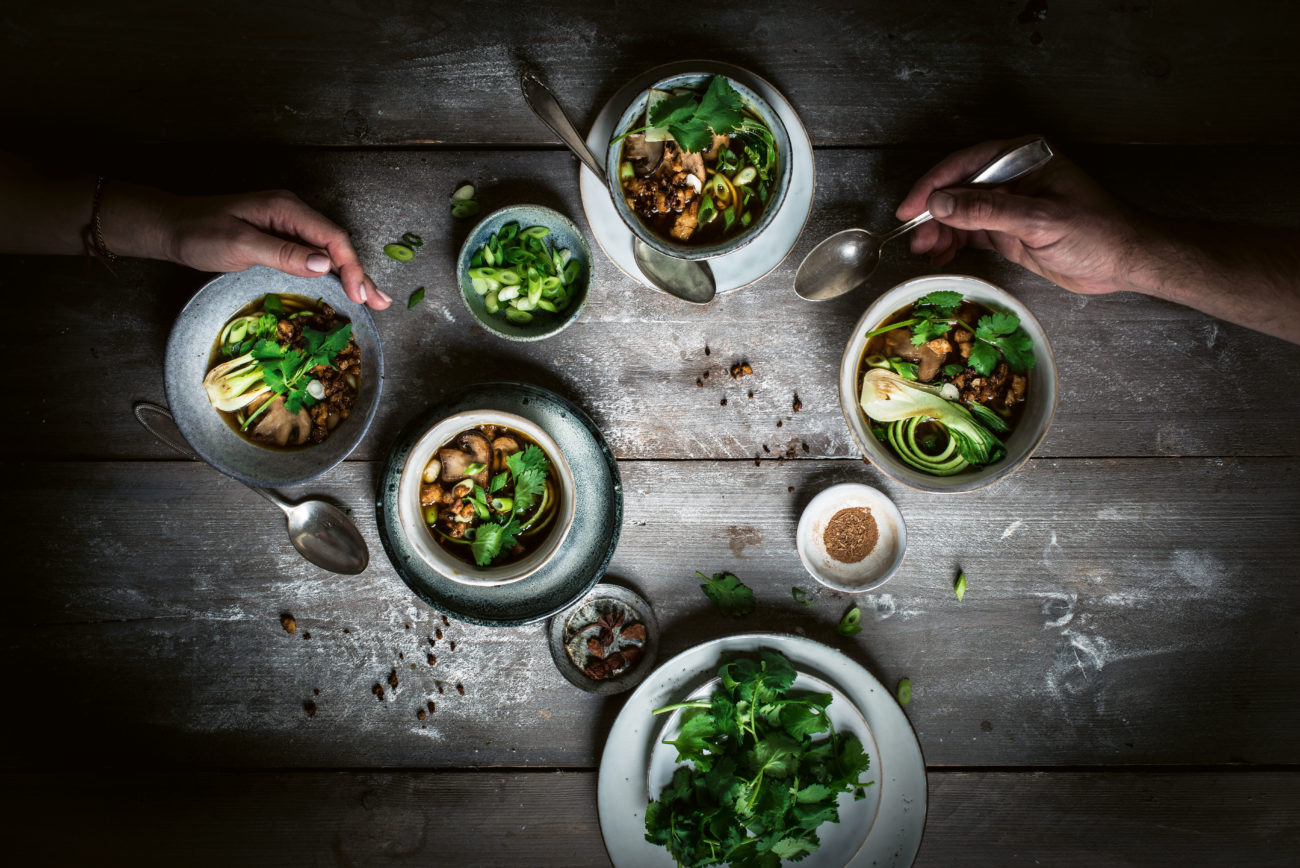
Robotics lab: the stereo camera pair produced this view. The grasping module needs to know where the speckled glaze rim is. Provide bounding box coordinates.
[546,583,660,695]
[455,205,593,343]
[375,381,623,627]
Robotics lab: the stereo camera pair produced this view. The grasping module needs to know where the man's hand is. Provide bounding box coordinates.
[158,189,391,309]
[895,135,1144,297]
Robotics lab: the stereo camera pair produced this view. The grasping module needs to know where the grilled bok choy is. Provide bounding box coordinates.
[859,368,1006,475]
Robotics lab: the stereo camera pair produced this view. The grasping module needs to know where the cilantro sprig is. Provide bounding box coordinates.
[463,443,552,566]
[699,571,756,617]
[249,321,352,416]
[614,76,751,154]
[862,289,1037,378]
[645,649,873,866]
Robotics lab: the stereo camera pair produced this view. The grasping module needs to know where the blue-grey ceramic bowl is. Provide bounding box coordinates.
[376,381,622,627]
[164,266,384,487]
[457,205,592,342]
[605,70,794,262]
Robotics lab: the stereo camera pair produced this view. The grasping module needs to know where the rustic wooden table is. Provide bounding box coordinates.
[4,2,1300,865]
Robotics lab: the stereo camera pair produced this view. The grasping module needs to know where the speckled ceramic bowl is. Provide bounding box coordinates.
[605,70,794,261]
[164,266,384,487]
[840,274,1058,493]
[456,205,592,342]
[397,409,577,587]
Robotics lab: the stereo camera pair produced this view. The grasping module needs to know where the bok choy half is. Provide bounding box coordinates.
[859,368,1007,476]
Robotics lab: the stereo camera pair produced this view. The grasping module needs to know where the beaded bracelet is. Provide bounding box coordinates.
[83,176,118,271]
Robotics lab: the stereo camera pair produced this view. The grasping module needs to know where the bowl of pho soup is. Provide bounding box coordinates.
[839,275,1058,493]
[164,266,383,488]
[398,410,577,587]
[606,72,793,261]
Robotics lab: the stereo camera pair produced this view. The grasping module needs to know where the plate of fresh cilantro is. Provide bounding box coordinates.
[598,633,926,868]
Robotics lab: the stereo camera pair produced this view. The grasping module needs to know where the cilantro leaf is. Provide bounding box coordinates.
[511,467,545,514]
[695,75,745,137]
[910,316,952,346]
[665,708,718,762]
[263,293,285,315]
[967,340,1000,377]
[667,118,713,154]
[505,444,550,478]
[770,834,819,861]
[488,471,509,494]
[698,571,755,617]
[470,522,504,566]
[648,92,697,126]
[943,363,965,378]
[975,311,1020,339]
[916,289,963,315]
[250,338,284,362]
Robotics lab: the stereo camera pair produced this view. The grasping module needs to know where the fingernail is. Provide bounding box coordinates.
[357,283,368,303]
[929,191,954,218]
[306,253,331,273]
[375,288,392,304]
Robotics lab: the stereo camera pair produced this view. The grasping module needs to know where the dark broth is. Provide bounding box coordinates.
[419,424,561,568]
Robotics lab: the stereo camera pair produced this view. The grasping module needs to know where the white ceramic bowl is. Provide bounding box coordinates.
[840,274,1059,493]
[397,410,576,586]
[796,483,907,593]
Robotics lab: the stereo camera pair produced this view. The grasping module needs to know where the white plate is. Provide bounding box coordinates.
[580,61,817,294]
[598,633,927,867]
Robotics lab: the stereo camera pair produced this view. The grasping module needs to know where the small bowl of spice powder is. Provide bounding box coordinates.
[796,482,906,592]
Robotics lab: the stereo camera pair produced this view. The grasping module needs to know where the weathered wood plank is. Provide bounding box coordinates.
[5,147,1300,462]
[4,1,1299,147]
[3,770,1298,867]
[6,458,1298,769]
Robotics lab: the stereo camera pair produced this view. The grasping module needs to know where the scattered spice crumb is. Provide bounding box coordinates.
[302,631,311,640]
[754,455,761,466]
[776,420,783,428]
[398,652,404,660]
[729,362,753,379]
[792,394,803,412]
[442,615,450,626]
[428,637,436,646]
[313,688,320,695]
[456,683,466,696]
[704,344,711,356]
[404,623,411,630]
[436,682,445,694]
[720,397,728,406]
[409,663,416,670]
[427,654,437,665]
[539,709,552,719]
[427,700,436,713]
[372,684,385,701]
[388,669,399,690]
[762,444,770,453]
[304,700,316,717]
[696,378,703,387]
[343,627,351,634]
[748,391,754,399]
[417,708,427,721]
[703,371,710,379]
[788,486,795,493]
[802,442,810,453]
[280,614,296,635]
[435,628,443,640]
[449,641,457,651]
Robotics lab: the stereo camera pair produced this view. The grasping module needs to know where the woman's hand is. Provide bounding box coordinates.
[895,135,1146,297]
[156,189,391,309]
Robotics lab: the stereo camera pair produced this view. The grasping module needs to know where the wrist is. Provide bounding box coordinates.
[98,181,183,263]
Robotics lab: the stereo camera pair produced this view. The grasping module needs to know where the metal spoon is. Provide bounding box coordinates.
[133,402,370,575]
[794,138,1055,301]
[521,72,717,304]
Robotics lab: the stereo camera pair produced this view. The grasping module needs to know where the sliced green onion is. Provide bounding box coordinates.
[401,232,424,247]
[384,243,415,262]
[522,226,550,239]
[423,506,439,525]
[619,161,635,181]
[505,308,533,324]
[451,201,480,219]
[484,290,501,314]
[407,286,425,309]
[733,166,758,185]
[450,184,476,202]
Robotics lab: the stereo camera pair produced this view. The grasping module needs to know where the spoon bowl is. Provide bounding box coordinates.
[134,402,370,575]
[795,138,1054,301]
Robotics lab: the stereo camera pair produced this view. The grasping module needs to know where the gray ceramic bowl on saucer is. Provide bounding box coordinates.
[605,70,794,262]
[163,266,384,488]
[839,274,1057,493]
[456,205,592,342]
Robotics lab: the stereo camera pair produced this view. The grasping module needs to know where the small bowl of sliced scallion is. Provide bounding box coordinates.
[457,205,592,341]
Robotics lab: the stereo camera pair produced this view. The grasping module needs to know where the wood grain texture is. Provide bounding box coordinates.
[3,770,1297,867]
[6,458,1298,770]
[4,1,1299,148]
[4,147,1300,463]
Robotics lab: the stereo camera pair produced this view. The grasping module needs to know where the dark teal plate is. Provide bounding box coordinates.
[376,382,622,627]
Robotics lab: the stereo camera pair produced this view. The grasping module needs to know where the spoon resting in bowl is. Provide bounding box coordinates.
[521,71,716,304]
[134,402,369,575]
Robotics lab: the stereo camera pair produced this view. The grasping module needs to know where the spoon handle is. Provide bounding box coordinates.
[521,72,608,183]
[881,138,1056,245]
[133,401,294,514]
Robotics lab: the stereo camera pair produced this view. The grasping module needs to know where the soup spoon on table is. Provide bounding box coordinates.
[794,137,1055,301]
[133,402,370,575]
[521,72,717,304]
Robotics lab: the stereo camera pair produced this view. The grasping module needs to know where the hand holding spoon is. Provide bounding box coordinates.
[134,402,370,575]
[794,138,1054,301]
[521,71,716,304]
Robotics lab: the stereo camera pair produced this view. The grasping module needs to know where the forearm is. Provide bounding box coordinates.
[1123,216,1300,344]
[0,151,177,260]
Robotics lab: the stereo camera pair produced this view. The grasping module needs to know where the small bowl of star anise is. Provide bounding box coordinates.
[547,583,658,695]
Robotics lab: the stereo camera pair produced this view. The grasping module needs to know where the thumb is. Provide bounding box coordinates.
[927,188,1061,247]
[235,224,334,277]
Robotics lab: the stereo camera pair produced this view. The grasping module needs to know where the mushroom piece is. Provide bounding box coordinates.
[249,396,312,447]
[881,328,925,363]
[917,338,953,382]
[456,431,492,488]
[491,435,522,472]
[623,133,665,178]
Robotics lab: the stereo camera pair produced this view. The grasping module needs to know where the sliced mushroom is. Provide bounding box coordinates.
[624,133,665,178]
[439,448,476,482]
[491,435,522,472]
[456,431,492,488]
[249,396,312,447]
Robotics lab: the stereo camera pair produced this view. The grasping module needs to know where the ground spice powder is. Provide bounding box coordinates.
[824,507,879,563]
